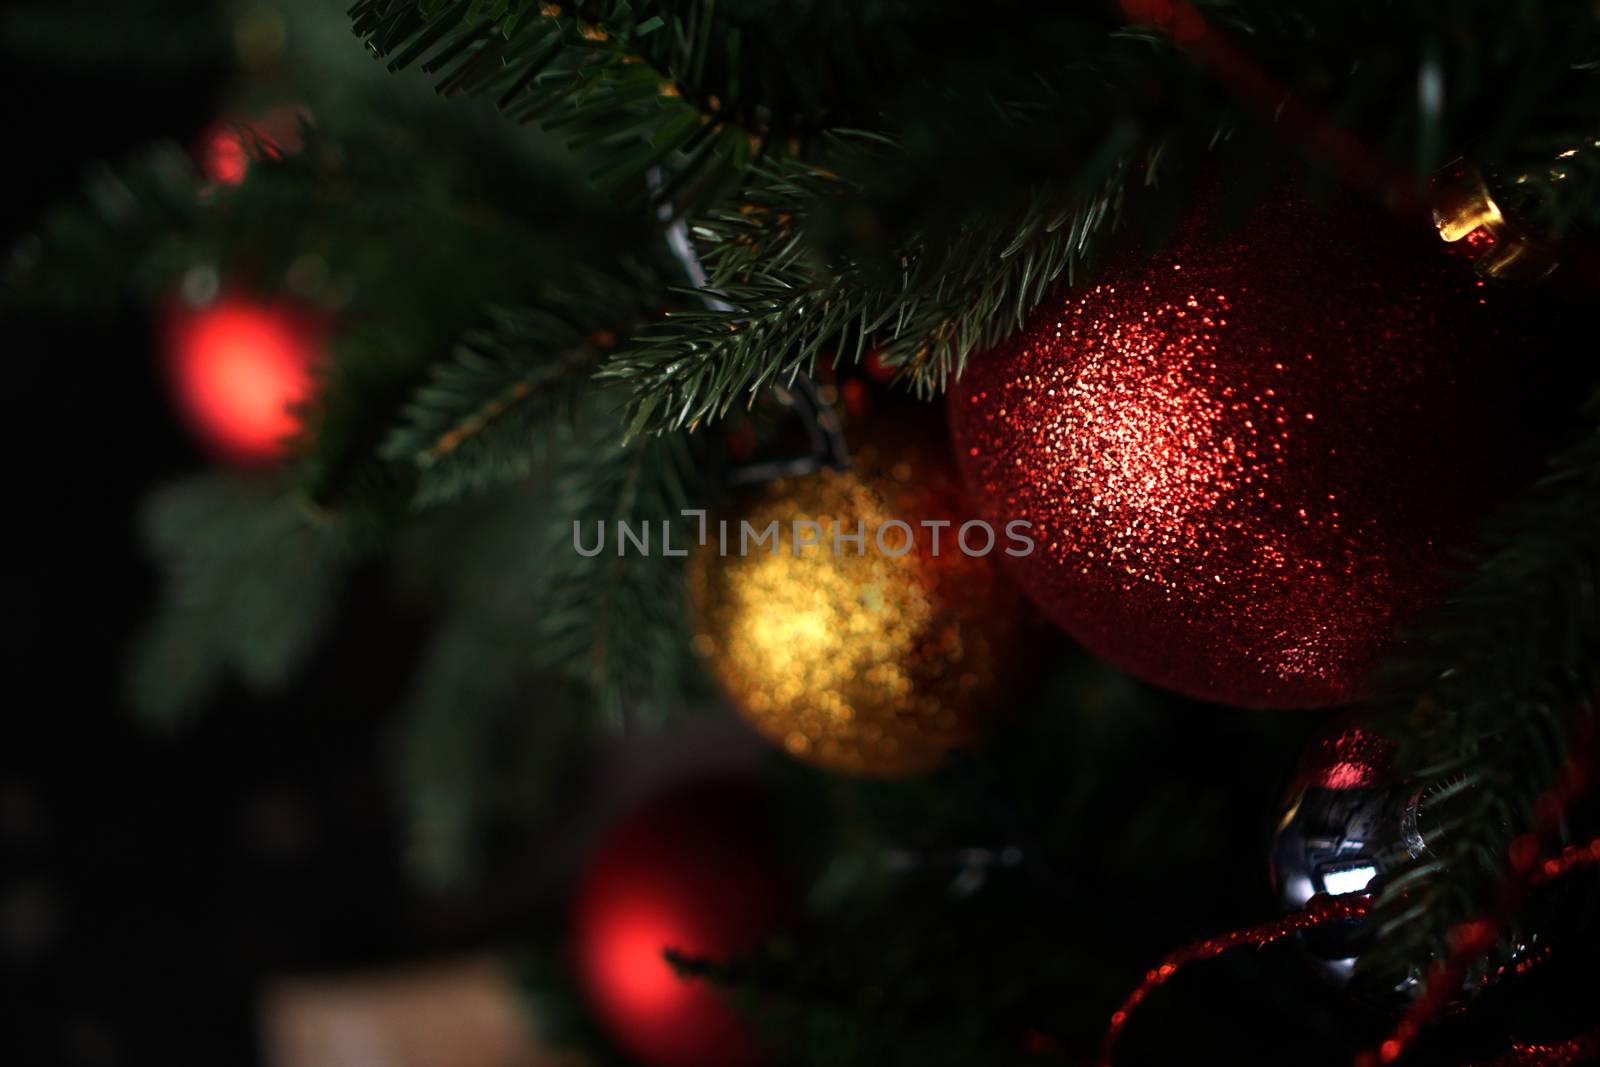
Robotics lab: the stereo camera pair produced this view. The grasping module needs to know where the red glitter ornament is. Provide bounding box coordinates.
[950,195,1529,708]
[572,780,788,1067]
[162,296,324,464]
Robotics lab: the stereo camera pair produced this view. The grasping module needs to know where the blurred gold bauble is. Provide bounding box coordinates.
[688,427,1034,777]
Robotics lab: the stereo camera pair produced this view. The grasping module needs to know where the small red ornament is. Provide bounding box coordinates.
[950,195,1529,708]
[200,125,253,187]
[572,780,787,1067]
[162,296,324,464]
[1298,723,1395,791]
[197,105,309,186]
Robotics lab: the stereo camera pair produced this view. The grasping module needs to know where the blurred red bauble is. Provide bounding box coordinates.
[163,296,324,464]
[197,105,310,186]
[572,781,787,1067]
[950,195,1529,708]
[199,125,253,186]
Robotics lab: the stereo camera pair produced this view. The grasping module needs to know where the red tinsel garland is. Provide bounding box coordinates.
[1352,751,1592,1067]
[1097,894,1369,1067]
[1098,832,1600,1067]
[1466,1031,1600,1067]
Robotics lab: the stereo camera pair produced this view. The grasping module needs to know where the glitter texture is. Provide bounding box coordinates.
[689,431,1032,778]
[1466,1031,1600,1067]
[950,195,1521,708]
[1300,725,1395,790]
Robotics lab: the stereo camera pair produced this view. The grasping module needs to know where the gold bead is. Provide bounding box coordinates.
[688,430,1034,777]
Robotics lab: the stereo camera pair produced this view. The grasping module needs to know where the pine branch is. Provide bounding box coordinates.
[399,606,589,888]
[594,0,1600,439]
[293,325,432,542]
[586,7,1244,435]
[379,312,597,508]
[126,475,347,723]
[349,0,769,210]
[378,271,657,508]
[5,144,204,309]
[390,442,699,883]
[7,110,619,317]
[599,134,1165,435]
[531,399,705,723]
[1363,393,1600,988]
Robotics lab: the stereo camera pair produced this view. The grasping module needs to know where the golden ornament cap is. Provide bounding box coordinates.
[1432,165,1560,283]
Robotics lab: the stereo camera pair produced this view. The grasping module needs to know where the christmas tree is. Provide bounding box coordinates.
[6,1,1600,1065]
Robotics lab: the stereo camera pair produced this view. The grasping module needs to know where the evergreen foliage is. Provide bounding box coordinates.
[9,0,1600,1060]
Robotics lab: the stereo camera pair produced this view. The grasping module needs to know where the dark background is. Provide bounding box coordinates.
[0,46,486,1067]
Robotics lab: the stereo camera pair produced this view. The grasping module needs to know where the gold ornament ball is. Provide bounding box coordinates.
[688,429,1034,777]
